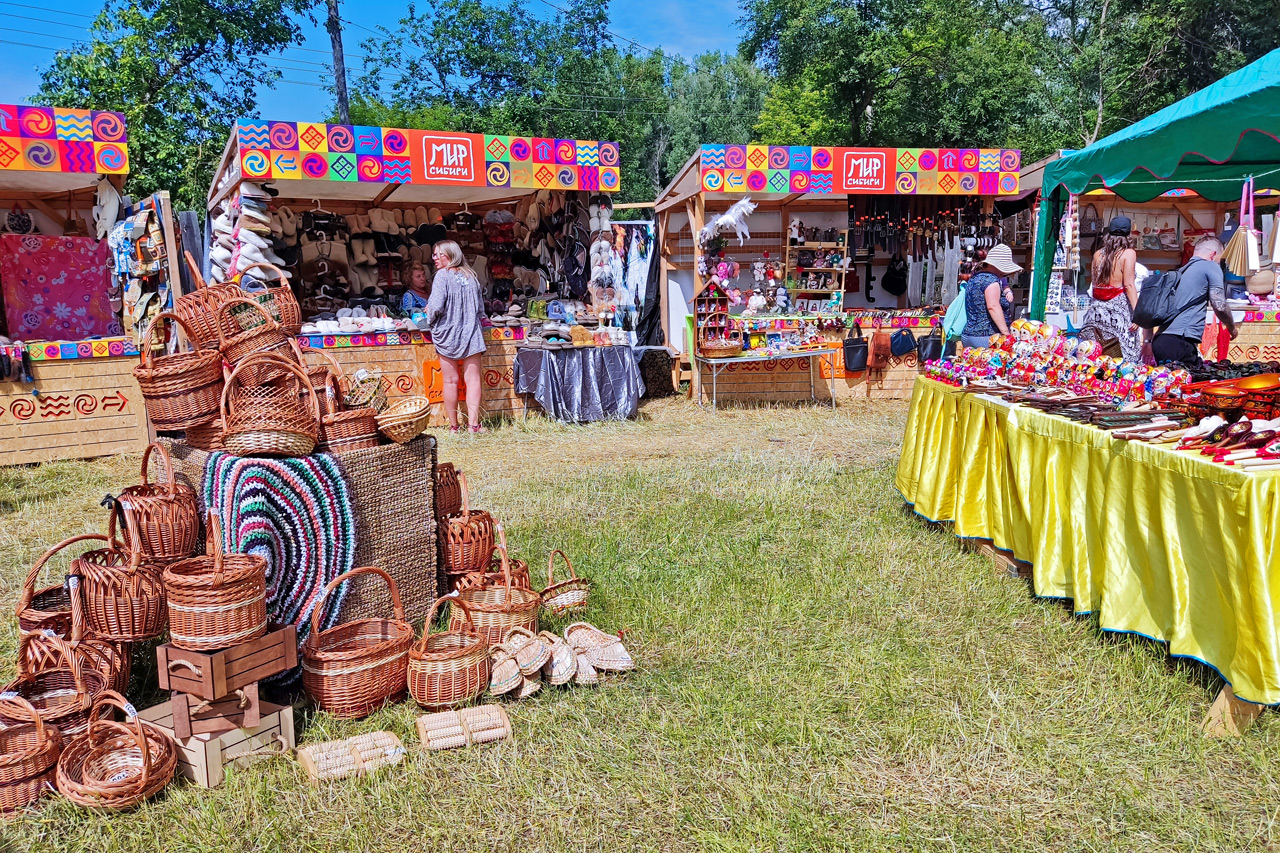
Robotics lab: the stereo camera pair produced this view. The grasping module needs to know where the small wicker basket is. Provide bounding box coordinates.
[133,312,225,431]
[450,527,540,646]
[55,691,177,810]
[442,473,495,577]
[215,298,297,384]
[0,635,109,738]
[302,566,414,719]
[163,512,268,651]
[15,533,110,636]
[19,575,131,695]
[220,352,321,458]
[115,441,200,563]
[234,264,302,336]
[435,463,462,520]
[0,695,62,813]
[541,550,589,615]
[376,396,432,444]
[408,596,490,709]
[174,251,242,351]
[73,504,167,643]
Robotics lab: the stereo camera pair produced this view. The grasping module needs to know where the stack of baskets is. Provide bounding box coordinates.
[56,692,177,810]
[441,473,496,588]
[376,396,432,444]
[449,526,540,646]
[305,351,380,454]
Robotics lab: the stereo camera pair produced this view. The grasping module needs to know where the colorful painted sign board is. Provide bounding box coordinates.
[0,105,129,175]
[235,120,620,192]
[699,145,1020,195]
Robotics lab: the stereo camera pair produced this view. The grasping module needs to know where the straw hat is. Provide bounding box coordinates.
[983,243,1023,276]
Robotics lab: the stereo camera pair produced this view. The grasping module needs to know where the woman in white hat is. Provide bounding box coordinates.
[959,243,1022,348]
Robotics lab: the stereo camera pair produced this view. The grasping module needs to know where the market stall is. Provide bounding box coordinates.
[653,144,1022,405]
[0,103,185,465]
[1029,48,1280,366]
[206,120,645,424]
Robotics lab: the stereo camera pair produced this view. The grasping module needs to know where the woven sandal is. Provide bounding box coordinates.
[538,631,577,686]
[516,671,542,699]
[504,627,551,676]
[573,652,599,686]
[488,643,521,697]
[565,622,634,672]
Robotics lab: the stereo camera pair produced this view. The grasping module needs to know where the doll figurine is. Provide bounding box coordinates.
[774,285,791,313]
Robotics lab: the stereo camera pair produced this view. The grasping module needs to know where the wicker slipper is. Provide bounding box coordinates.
[504,627,551,676]
[573,652,599,686]
[488,644,521,697]
[565,622,634,672]
[516,671,542,699]
[538,631,577,686]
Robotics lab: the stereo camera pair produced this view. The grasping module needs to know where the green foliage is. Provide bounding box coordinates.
[752,75,843,146]
[37,0,310,211]
[662,54,772,179]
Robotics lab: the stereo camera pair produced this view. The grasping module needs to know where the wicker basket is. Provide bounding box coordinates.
[699,339,744,359]
[115,441,199,563]
[16,533,111,636]
[133,312,224,431]
[19,576,131,695]
[0,635,108,738]
[221,352,321,458]
[185,418,225,451]
[216,298,297,384]
[450,551,531,594]
[435,463,462,520]
[442,473,495,577]
[74,504,167,643]
[234,264,302,336]
[344,370,389,413]
[320,407,381,453]
[408,596,490,709]
[56,691,177,810]
[376,396,432,444]
[541,550,590,616]
[303,349,345,416]
[450,528,540,646]
[0,695,62,813]
[175,251,242,351]
[302,566,414,719]
[163,512,268,651]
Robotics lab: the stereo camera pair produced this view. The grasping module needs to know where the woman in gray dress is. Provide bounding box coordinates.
[426,240,487,433]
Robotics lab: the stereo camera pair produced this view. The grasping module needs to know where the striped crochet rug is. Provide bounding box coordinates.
[202,452,357,687]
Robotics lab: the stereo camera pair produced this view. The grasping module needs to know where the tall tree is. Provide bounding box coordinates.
[661,53,772,184]
[38,0,310,210]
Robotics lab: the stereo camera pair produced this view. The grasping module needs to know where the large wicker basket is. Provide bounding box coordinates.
[234,263,302,337]
[450,528,540,646]
[133,312,224,431]
[162,512,268,651]
[174,251,242,351]
[221,352,321,458]
[56,691,177,810]
[216,298,297,385]
[0,695,62,813]
[0,635,108,738]
[302,566,414,719]
[73,505,167,643]
[16,533,109,636]
[408,596,490,709]
[115,441,199,563]
[442,473,495,577]
[302,348,345,415]
[19,575,131,695]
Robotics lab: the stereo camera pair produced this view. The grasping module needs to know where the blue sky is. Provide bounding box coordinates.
[1,0,742,121]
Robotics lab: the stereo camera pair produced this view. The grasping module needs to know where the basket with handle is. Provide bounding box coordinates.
[316,372,379,453]
[302,566,414,719]
[20,574,131,695]
[55,691,177,810]
[343,370,389,413]
[234,264,302,336]
[375,396,432,444]
[174,250,242,351]
[215,298,297,385]
[442,473,495,576]
[540,550,590,615]
[162,511,268,651]
[435,463,462,520]
[115,441,199,563]
[302,348,345,416]
[15,533,111,636]
[133,312,224,431]
[450,551,531,594]
[0,635,108,738]
[450,526,540,646]
[184,418,225,451]
[0,695,62,813]
[408,596,490,709]
[74,503,167,643]
[220,352,321,458]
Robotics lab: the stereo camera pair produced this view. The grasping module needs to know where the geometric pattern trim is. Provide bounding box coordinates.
[0,105,130,174]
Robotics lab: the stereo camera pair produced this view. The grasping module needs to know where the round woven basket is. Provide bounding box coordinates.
[15,533,111,636]
[449,551,531,594]
[435,463,462,520]
[56,691,177,810]
[302,349,345,416]
[133,312,224,431]
[699,340,743,359]
[19,575,131,695]
[163,512,268,651]
[0,635,108,738]
[320,408,381,453]
[0,695,62,814]
[451,528,540,646]
[376,396,432,444]
[73,504,167,643]
[442,473,495,576]
[408,596,490,709]
[541,550,590,616]
[115,441,199,563]
[221,352,321,458]
[174,251,242,351]
[302,566,414,719]
[216,298,297,385]
[184,418,225,451]
[234,264,302,337]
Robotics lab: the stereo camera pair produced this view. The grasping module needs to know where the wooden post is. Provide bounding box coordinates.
[658,209,671,352]
[1201,685,1262,737]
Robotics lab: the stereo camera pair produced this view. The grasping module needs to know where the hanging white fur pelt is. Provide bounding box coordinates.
[698,197,758,246]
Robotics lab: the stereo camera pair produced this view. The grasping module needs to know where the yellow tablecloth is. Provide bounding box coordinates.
[896,376,1280,704]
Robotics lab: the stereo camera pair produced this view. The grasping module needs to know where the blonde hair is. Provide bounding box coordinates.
[431,240,478,284]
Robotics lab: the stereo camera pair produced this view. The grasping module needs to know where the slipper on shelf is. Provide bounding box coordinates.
[565,622,633,672]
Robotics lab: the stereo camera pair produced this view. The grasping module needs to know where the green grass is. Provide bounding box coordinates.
[2,398,1279,851]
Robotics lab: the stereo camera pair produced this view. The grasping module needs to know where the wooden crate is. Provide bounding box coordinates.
[171,683,261,739]
[157,625,297,701]
[139,698,295,788]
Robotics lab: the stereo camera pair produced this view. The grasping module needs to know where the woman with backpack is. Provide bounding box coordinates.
[1078,217,1142,362]
[958,244,1021,348]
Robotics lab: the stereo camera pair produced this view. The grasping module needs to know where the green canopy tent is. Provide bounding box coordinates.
[1030,48,1280,319]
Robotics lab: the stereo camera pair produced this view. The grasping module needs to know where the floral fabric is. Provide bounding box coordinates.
[0,234,116,341]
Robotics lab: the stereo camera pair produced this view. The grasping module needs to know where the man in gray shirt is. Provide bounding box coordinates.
[1149,236,1237,365]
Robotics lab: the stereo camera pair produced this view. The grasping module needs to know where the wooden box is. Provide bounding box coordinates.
[171,683,261,739]
[156,625,297,701]
[139,699,296,788]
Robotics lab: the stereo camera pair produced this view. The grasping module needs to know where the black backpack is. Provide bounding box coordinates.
[882,256,908,296]
[1132,258,1207,329]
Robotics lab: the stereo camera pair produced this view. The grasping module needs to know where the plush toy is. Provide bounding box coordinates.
[745,288,767,316]
[698,197,758,246]
[728,287,744,307]
[773,285,790,313]
[752,261,766,284]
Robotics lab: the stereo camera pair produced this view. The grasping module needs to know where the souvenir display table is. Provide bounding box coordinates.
[897,375,1280,705]
[694,348,838,412]
[511,345,644,422]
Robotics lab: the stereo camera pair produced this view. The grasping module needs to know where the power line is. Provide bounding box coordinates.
[0,2,93,19]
